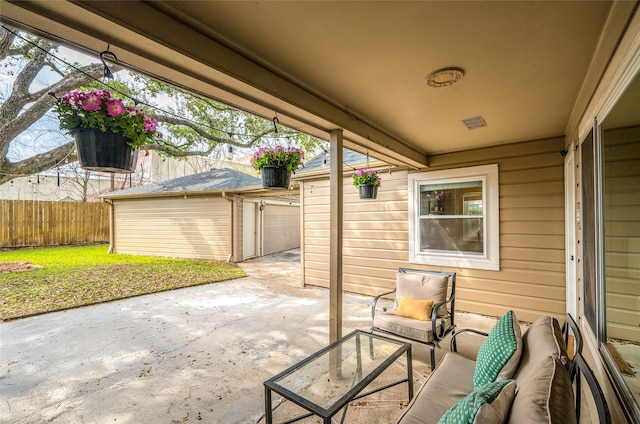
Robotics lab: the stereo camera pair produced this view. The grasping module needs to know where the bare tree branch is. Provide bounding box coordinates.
[154,114,278,148]
[0,27,322,185]
[0,63,105,156]
[0,27,15,59]
[143,143,215,158]
[0,141,76,184]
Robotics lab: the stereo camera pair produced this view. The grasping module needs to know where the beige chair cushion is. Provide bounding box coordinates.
[373,311,450,342]
[396,271,448,317]
[513,315,568,382]
[396,353,476,424]
[507,355,576,424]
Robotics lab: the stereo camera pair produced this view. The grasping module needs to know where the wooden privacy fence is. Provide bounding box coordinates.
[0,200,109,248]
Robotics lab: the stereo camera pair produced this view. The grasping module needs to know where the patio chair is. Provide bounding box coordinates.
[562,313,611,423]
[562,313,583,379]
[370,268,456,370]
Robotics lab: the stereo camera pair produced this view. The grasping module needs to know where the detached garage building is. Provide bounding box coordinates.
[101,168,300,262]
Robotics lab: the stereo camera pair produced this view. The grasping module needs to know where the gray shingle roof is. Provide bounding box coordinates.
[300,149,371,173]
[102,168,261,198]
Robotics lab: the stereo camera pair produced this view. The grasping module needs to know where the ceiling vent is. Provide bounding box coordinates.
[462,116,487,129]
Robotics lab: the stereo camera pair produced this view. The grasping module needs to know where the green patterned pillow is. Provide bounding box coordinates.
[438,380,516,424]
[473,310,522,389]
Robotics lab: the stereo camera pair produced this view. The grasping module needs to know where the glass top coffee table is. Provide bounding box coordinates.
[264,330,413,424]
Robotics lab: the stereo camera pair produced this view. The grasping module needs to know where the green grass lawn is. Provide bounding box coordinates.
[0,244,246,320]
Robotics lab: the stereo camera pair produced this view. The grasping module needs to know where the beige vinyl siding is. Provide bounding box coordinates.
[304,170,412,294]
[604,126,640,342]
[302,136,566,323]
[262,203,300,255]
[112,196,231,260]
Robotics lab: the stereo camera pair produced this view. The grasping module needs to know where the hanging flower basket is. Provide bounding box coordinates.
[358,184,378,199]
[353,169,381,199]
[72,128,138,173]
[251,146,304,189]
[260,165,291,189]
[50,89,162,174]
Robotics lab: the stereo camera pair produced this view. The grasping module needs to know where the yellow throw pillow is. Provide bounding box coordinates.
[396,296,434,321]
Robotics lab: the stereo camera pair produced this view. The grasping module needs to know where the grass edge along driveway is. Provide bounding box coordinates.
[0,244,246,321]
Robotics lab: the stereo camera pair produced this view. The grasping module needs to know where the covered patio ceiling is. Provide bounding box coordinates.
[2,1,635,168]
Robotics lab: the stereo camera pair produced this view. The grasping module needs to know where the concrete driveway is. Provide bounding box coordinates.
[0,249,389,423]
[1,249,499,424]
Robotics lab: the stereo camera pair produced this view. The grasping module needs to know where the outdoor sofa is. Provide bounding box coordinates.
[395,312,610,424]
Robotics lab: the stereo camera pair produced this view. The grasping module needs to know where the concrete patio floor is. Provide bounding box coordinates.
[0,249,498,423]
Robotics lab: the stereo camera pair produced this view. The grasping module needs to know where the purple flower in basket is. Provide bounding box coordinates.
[251,146,304,173]
[50,89,162,148]
[353,169,381,187]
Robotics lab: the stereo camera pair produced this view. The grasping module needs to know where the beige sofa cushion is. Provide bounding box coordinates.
[507,355,576,424]
[396,353,475,424]
[396,271,448,317]
[514,315,568,382]
[439,380,516,424]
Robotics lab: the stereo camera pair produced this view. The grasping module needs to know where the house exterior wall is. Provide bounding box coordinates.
[262,202,301,255]
[111,196,231,260]
[301,136,566,324]
[570,11,640,422]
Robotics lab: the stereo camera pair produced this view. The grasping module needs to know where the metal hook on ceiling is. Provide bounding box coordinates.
[272,114,279,133]
[99,47,118,82]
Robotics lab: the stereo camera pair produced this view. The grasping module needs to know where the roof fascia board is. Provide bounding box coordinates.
[565,1,638,147]
[100,186,274,200]
[2,0,428,169]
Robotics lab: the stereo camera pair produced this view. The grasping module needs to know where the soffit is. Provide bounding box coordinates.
[1,1,625,162]
[151,1,613,153]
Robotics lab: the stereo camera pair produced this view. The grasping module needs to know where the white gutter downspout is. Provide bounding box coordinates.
[103,198,115,253]
[222,192,234,262]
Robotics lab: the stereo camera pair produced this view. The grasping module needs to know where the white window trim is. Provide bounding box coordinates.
[408,164,500,271]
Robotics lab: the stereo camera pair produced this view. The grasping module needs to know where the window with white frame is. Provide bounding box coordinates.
[408,164,500,270]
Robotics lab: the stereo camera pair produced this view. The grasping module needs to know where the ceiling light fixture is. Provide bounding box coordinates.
[426,67,465,88]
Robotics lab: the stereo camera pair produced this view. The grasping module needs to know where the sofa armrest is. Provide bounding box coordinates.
[371,289,396,320]
[449,328,489,353]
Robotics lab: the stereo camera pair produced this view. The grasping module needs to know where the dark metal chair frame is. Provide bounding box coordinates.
[370,268,456,370]
[563,313,611,424]
[449,327,488,353]
[562,312,584,380]
[573,352,612,424]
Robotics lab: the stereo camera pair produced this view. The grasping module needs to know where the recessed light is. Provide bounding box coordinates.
[426,67,465,88]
